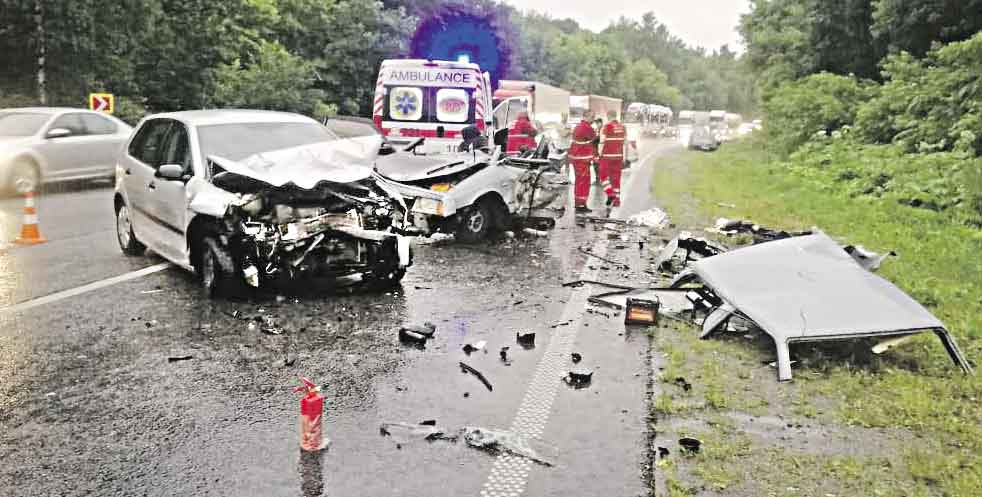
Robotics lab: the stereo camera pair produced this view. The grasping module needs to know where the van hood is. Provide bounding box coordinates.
[375,150,489,182]
[208,136,383,189]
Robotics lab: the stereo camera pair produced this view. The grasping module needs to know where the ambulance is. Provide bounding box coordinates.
[372,59,493,154]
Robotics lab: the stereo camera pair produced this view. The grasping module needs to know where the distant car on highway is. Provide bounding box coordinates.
[113,109,412,296]
[0,107,132,194]
[688,125,720,151]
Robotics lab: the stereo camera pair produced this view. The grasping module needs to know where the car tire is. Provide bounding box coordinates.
[198,236,244,298]
[116,203,146,256]
[366,267,407,291]
[456,200,494,243]
[5,159,40,196]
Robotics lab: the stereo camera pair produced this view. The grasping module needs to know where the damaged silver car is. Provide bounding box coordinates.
[375,135,569,242]
[113,110,411,296]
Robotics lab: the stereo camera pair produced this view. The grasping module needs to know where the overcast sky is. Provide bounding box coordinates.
[503,0,751,52]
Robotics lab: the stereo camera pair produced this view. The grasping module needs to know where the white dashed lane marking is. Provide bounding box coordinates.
[479,238,607,497]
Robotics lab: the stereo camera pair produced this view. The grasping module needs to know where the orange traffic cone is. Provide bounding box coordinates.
[14,191,47,245]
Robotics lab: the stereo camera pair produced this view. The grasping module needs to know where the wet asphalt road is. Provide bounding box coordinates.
[0,138,681,497]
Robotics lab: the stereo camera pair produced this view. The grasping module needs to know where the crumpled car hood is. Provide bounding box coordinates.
[375,150,489,182]
[208,135,383,189]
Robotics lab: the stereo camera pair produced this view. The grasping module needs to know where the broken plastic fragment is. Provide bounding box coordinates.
[679,437,701,454]
[563,368,593,388]
[460,362,493,391]
[399,328,428,344]
[626,207,670,229]
[460,426,555,466]
[463,340,487,355]
[401,322,436,338]
[516,332,536,349]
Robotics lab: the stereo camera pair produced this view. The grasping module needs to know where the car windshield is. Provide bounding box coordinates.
[198,122,339,163]
[0,112,48,136]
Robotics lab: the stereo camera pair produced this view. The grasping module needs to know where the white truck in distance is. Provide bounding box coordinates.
[492,80,571,151]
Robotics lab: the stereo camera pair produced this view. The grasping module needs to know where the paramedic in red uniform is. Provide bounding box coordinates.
[599,110,626,207]
[505,112,537,156]
[569,110,597,213]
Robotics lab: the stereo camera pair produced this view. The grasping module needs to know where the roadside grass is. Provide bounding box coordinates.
[648,138,982,496]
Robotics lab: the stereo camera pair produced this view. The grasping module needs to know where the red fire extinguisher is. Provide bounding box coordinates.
[293,376,327,451]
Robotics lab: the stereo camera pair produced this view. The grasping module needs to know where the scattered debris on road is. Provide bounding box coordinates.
[380,422,455,443]
[500,347,512,365]
[522,227,549,237]
[167,355,193,362]
[399,322,436,345]
[460,362,493,391]
[413,232,456,245]
[709,217,812,243]
[577,247,630,270]
[516,331,536,349]
[461,426,555,467]
[679,437,701,454]
[463,340,487,355]
[624,297,659,325]
[564,368,594,388]
[653,232,726,273]
[673,377,692,391]
[626,207,670,229]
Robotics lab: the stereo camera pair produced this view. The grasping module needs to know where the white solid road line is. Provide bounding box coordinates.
[0,262,173,315]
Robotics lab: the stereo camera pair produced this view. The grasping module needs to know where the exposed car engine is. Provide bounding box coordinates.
[212,172,410,288]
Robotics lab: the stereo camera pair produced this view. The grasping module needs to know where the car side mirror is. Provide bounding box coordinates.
[45,128,71,139]
[156,164,186,181]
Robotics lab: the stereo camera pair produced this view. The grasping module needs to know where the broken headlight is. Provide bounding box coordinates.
[413,197,446,216]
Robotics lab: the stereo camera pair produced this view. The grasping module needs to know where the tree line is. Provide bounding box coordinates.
[740,0,981,226]
[0,0,755,124]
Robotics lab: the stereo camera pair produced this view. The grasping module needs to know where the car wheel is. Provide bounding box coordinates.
[6,159,40,195]
[456,201,493,243]
[116,204,146,256]
[198,236,243,298]
[365,267,407,291]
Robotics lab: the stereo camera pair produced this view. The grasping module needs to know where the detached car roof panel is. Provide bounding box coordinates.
[692,232,945,340]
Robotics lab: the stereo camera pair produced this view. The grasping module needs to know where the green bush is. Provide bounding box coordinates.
[763,72,873,156]
[856,32,982,156]
[786,135,982,226]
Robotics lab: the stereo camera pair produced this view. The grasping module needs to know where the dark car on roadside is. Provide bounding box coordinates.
[687,125,719,151]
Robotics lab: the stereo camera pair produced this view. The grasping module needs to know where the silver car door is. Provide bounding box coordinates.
[35,112,92,181]
[148,121,192,264]
[79,113,127,178]
[122,119,172,251]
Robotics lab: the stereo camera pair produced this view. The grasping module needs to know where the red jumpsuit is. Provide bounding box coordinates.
[599,119,626,206]
[568,119,597,208]
[506,117,537,155]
